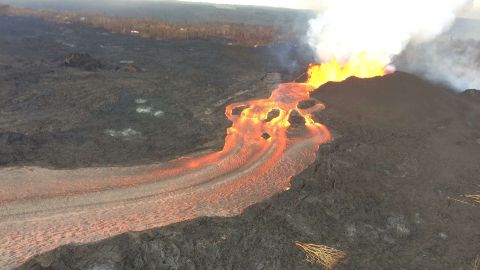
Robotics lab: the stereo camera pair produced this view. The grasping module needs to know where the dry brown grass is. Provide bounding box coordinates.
[464,195,480,205]
[295,241,346,270]
[472,255,480,270]
[448,194,480,207]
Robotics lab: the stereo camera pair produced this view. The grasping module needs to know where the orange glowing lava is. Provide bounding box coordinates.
[0,56,385,269]
[306,53,386,88]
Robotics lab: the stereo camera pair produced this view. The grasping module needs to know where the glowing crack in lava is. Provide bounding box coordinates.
[0,55,385,269]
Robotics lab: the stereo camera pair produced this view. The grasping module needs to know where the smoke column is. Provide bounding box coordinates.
[307,0,473,66]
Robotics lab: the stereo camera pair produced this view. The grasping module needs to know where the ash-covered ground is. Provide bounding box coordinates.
[1,14,479,270]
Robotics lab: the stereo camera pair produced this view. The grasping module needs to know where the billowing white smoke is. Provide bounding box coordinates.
[396,37,480,90]
[308,0,472,65]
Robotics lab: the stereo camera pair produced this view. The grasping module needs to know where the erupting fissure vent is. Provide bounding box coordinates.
[226,53,386,145]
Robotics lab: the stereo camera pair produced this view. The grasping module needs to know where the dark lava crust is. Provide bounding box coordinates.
[19,72,480,269]
[0,15,301,169]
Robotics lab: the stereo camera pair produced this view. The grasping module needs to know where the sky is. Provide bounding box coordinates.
[180,0,480,18]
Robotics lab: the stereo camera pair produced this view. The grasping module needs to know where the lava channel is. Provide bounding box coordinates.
[0,55,385,269]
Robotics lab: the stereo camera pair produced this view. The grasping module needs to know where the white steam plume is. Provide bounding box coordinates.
[308,0,473,65]
[396,37,480,91]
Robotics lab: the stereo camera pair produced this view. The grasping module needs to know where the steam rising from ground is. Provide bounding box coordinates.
[307,0,472,66]
[396,36,480,90]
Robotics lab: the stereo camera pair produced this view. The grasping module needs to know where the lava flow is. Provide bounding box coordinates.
[0,54,385,269]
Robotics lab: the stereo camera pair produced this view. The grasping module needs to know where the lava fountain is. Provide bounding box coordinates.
[0,54,385,269]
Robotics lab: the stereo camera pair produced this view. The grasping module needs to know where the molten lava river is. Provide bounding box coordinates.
[0,55,385,269]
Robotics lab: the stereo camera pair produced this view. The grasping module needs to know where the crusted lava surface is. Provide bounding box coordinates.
[0,15,298,169]
[19,72,480,269]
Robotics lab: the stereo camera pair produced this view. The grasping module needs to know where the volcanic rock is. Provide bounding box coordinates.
[0,15,285,169]
[231,105,249,116]
[264,108,280,122]
[125,64,141,73]
[0,132,26,145]
[64,53,102,71]
[311,72,461,130]
[310,110,325,124]
[287,110,305,128]
[297,98,317,110]
[462,89,480,97]
[261,72,282,90]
